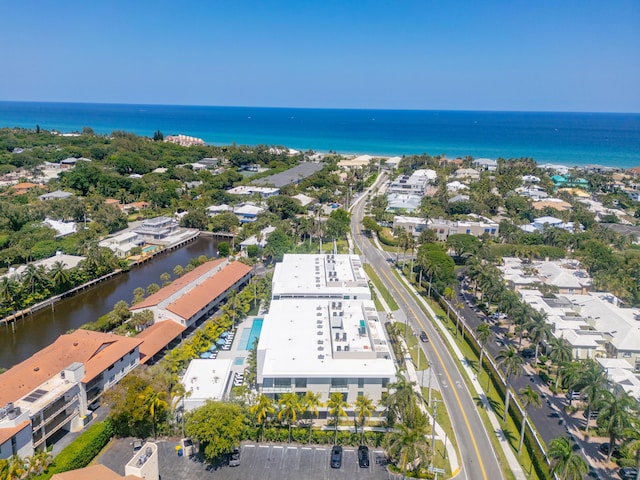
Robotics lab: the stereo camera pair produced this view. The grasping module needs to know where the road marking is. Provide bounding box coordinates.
[378,266,489,480]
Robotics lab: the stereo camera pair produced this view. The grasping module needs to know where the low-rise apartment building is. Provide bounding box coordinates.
[258,254,396,408]
[427,216,499,241]
[499,257,592,294]
[129,259,253,330]
[0,331,142,459]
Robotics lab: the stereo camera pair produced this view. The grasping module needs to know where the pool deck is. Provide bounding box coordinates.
[214,316,262,397]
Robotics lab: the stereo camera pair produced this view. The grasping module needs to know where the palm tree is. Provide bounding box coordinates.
[518,385,541,453]
[355,394,375,444]
[496,345,524,422]
[327,392,350,444]
[173,265,184,277]
[384,412,431,480]
[250,394,275,442]
[300,391,323,444]
[548,336,573,389]
[621,427,640,480]
[597,389,638,460]
[6,455,25,480]
[49,260,71,292]
[579,359,607,434]
[140,388,168,438]
[475,323,492,377]
[277,392,301,443]
[561,361,585,408]
[527,312,552,362]
[385,373,417,425]
[443,287,455,321]
[547,436,588,480]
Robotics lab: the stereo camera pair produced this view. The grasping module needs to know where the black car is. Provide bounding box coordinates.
[229,447,240,467]
[358,445,370,468]
[419,331,429,343]
[619,467,639,480]
[330,445,342,468]
[520,348,535,358]
[599,442,621,457]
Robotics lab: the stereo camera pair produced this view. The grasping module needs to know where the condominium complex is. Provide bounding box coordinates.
[0,331,142,459]
[257,254,396,406]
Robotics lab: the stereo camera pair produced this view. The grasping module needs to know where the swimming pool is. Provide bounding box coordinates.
[142,245,158,253]
[240,318,263,350]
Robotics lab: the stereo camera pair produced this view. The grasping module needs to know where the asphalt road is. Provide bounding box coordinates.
[452,274,613,479]
[350,178,504,480]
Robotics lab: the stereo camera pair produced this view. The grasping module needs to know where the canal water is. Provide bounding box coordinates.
[0,236,220,369]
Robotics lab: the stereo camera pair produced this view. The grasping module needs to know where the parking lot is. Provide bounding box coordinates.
[98,438,393,480]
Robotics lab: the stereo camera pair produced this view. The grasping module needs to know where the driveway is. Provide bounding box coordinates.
[97,438,392,480]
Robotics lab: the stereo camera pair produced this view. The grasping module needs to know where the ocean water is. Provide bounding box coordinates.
[0,101,639,169]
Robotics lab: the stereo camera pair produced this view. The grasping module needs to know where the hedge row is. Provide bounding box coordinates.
[377,230,398,247]
[434,292,551,480]
[243,425,386,447]
[34,420,115,480]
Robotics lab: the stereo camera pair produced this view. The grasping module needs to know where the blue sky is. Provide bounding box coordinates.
[2,0,639,112]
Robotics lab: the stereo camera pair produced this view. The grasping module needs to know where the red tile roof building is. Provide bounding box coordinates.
[130,259,253,329]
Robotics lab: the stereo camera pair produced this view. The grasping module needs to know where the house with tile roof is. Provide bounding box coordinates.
[0,330,142,460]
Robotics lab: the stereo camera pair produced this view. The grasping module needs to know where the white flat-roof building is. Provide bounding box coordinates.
[393,216,428,237]
[227,185,280,198]
[259,254,396,406]
[99,231,144,258]
[182,359,233,411]
[388,169,436,196]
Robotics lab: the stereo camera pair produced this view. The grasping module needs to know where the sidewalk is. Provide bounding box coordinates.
[368,278,460,477]
[395,272,528,480]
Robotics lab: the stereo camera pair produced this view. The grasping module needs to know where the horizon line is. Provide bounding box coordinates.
[0,99,638,116]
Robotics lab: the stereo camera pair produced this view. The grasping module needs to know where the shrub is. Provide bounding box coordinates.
[33,419,115,479]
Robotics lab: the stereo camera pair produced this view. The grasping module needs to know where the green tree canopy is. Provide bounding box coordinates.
[185,401,245,462]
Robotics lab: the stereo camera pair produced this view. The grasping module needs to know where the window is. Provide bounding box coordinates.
[295,378,307,389]
[357,378,365,388]
[381,378,389,388]
[274,378,292,388]
[331,378,348,388]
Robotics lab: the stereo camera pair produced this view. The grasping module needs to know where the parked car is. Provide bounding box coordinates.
[491,312,507,320]
[419,331,429,343]
[330,445,343,468]
[520,348,535,358]
[132,440,143,453]
[599,442,620,456]
[358,445,370,468]
[229,447,241,467]
[619,467,638,480]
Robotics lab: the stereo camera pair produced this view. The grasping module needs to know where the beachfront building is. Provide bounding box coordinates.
[226,185,280,198]
[134,216,179,242]
[257,254,396,407]
[498,257,592,294]
[472,158,497,171]
[427,216,499,241]
[0,330,142,460]
[129,259,253,330]
[99,231,145,258]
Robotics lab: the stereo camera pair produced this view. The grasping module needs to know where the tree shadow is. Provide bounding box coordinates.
[463,357,477,372]
[496,425,518,447]
[474,395,501,412]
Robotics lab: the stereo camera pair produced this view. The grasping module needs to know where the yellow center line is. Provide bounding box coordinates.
[378,263,489,480]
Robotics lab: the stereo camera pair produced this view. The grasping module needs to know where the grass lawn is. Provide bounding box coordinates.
[363,264,400,310]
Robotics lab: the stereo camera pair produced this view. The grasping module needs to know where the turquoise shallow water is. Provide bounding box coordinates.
[0,102,638,168]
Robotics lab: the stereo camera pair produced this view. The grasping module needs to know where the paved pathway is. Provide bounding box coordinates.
[394,272,527,480]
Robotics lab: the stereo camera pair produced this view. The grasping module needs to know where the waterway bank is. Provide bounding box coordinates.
[0,235,221,369]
